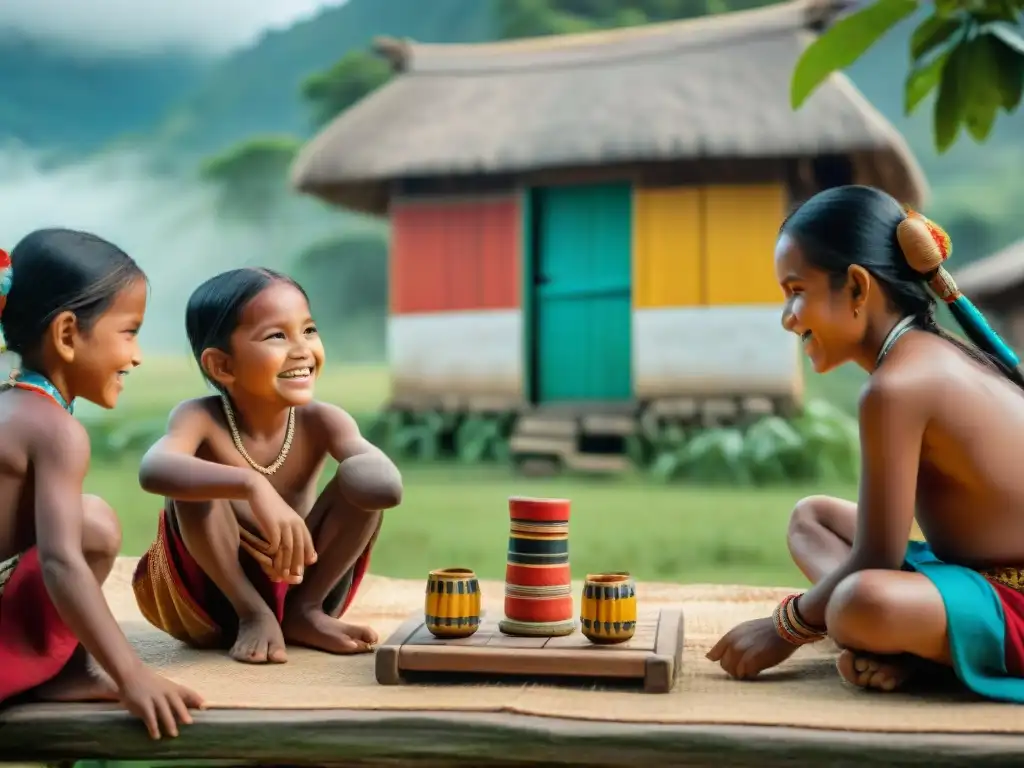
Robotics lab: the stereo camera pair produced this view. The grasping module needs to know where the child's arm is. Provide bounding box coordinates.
[314,403,403,511]
[138,400,261,501]
[139,399,314,570]
[32,413,204,738]
[789,374,924,628]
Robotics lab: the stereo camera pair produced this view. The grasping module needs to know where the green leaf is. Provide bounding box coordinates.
[791,0,919,109]
[933,41,969,152]
[983,20,1024,55]
[905,51,949,114]
[963,34,1011,141]
[933,0,964,17]
[910,14,964,61]
[979,20,1024,111]
[993,35,1024,110]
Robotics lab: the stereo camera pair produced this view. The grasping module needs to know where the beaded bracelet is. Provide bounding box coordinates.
[772,593,827,646]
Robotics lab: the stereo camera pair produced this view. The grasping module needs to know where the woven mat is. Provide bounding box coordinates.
[102,558,1018,734]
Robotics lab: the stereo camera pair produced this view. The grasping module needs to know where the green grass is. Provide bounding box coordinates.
[93,458,856,588]
[81,356,861,588]
[76,357,392,422]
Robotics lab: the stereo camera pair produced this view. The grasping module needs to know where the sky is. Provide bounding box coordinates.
[0,0,348,56]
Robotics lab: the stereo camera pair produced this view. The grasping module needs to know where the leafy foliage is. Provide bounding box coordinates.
[291,232,389,361]
[199,135,302,222]
[792,0,1024,153]
[300,51,394,132]
[647,400,860,486]
[365,409,517,464]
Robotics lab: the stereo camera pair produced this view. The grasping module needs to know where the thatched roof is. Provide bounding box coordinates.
[290,0,927,217]
[954,239,1024,304]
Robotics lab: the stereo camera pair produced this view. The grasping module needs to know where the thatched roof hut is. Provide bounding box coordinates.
[290,0,927,216]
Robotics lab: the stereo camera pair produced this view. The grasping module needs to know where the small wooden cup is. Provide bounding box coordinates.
[424,568,482,639]
[580,572,637,645]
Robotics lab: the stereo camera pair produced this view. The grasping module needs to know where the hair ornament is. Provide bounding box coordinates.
[0,249,10,319]
[896,207,955,297]
[898,206,1020,368]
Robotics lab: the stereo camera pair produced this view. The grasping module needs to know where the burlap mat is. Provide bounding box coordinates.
[103,558,1018,734]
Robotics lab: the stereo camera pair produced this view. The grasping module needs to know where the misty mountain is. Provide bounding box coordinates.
[148,0,1023,246]
[2,0,1021,265]
[147,0,496,157]
[0,33,211,155]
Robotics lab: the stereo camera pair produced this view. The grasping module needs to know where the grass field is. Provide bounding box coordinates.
[82,357,864,588]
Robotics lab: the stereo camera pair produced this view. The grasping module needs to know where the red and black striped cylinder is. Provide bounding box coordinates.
[498,496,575,637]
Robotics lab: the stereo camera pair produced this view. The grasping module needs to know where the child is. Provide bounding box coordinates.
[133,267,403,665]
[0,228,204,739]
[707,185,1024,702]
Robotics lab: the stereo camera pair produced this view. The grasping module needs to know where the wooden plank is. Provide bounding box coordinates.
[399,645,649,678]
[2,706,1024,767]
[644,607,684,693]
[374,613,424,686]
[379,608,672,688]
[562,453,632,473]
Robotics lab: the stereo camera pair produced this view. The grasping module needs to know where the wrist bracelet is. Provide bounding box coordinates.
[773,593,827,646]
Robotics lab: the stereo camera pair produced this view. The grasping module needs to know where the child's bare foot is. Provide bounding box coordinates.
[837,649,912,692]
[231,612,288,664]
[33,647,120,703]
[282,607,377,654]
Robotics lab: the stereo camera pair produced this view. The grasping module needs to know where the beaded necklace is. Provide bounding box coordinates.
[1,369,73,413]
[220,395,294,476]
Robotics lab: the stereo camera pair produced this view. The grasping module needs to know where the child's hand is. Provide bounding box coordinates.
[118,667,205,740]
[239,527,297,584]
[248,481,317,583]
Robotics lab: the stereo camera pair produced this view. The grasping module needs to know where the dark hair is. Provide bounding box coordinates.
[0,228,145,362]
[781,185,1024,389]
[185,267,308,392]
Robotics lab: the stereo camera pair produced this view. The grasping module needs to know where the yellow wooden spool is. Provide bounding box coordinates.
[424,568,482,639]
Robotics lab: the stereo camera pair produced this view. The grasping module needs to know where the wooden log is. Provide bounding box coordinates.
[1,706,1024,767]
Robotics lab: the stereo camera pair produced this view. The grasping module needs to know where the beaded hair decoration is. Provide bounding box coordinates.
[897,207,1019,369]
[0,249,10,354]
[0,249,10,319]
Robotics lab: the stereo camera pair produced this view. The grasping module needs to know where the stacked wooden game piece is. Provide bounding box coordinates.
[499,496,576,637]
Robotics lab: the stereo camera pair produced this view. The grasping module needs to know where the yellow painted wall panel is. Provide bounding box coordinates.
[632,186,703,308]
[704,183,787,306]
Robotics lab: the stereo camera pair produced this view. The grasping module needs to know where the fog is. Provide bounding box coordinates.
[0,0,347,56]
[0,147,341,355]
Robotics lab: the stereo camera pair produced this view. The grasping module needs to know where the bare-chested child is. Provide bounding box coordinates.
[707,185,1024,702]
[0,228,204,738]
[132,267,402,664]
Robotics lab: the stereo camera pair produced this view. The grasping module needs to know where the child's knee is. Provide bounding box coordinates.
[331,457,403,511]
[825,570,894,648]
[82,494,122,559]
[787,496,830,550]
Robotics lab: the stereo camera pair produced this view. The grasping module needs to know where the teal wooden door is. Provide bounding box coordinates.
[531,182,632,403]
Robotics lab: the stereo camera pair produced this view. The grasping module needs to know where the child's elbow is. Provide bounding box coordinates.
[378,478,403,510]
[137,455,165,494]
[38,547,82,585]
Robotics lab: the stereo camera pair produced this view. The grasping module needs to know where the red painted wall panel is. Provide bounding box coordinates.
[390,196,520,314]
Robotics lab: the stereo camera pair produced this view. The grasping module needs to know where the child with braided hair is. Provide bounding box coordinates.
[707,185,1024,701]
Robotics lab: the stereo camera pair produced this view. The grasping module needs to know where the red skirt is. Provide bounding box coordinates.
[132,510,376,648]
[0,548,81,703]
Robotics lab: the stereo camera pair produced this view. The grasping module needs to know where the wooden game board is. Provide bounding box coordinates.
[375,607,684,693]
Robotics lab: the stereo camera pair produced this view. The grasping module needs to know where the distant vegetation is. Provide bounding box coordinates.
[2,0,1022,367]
